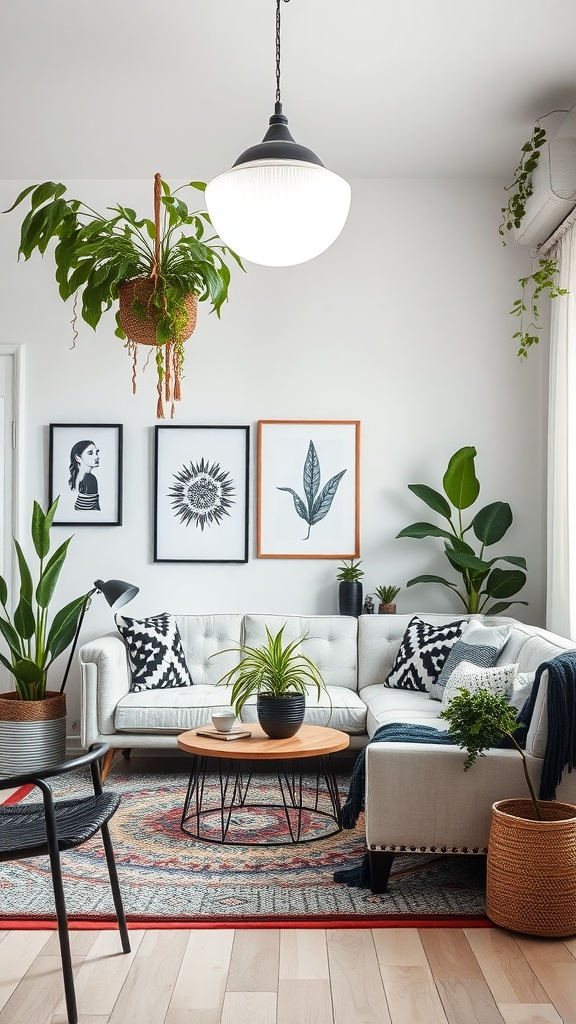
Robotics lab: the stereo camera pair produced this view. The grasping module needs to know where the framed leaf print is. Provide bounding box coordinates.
[48,424,123,526]
[154,425,249,563]
[257,420,360,559]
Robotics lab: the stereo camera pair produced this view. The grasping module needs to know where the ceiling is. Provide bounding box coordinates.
[2,0,576,183]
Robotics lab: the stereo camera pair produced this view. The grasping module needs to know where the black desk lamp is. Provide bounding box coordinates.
[59,578,139,694]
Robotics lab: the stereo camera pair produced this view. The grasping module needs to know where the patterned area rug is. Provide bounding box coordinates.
[0,768,488,926]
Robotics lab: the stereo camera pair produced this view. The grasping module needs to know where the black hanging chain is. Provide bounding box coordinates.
[275,0,290,105]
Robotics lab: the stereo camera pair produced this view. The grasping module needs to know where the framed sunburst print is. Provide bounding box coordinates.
[257,420,360,559]
[154,425,250,563]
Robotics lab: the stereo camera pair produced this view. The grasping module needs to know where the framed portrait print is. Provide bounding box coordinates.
[154,425,250,563]
[257,420,360,559]
[49,424,123,526]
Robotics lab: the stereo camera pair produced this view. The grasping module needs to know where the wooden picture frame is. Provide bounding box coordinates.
[154,424,250,563]
[49,424,123,526]
[257,420,360,559]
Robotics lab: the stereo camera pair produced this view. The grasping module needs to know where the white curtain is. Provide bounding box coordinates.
[546,225,576,638]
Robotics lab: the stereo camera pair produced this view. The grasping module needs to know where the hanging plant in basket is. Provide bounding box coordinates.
[3,173,244,418]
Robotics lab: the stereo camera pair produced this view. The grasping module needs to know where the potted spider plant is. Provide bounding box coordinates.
[0,498,87,772]
[3,173,244,419]
[440,686,576,937]
[215,624,327,739]
[373,585,400,614]
[336,559,364,617]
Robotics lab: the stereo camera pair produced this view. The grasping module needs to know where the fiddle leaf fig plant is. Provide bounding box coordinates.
[397,446,528,615]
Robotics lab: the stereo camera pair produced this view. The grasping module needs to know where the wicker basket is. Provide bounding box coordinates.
[118,277,198,346]
[487,798,576,937]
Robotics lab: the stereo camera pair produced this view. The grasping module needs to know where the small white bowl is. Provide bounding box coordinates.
[211,709,236,733]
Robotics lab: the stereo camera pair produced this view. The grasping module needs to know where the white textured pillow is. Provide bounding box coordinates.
[441,659,519,707]
[429,621,513,701]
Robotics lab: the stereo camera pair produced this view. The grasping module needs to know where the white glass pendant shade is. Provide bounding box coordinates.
[206,158,351,267]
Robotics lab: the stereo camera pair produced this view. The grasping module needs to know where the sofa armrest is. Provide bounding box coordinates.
[80,633,131,746]
[364,742,542,852]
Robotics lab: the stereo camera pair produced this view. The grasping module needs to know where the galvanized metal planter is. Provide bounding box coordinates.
[0,691,67,775]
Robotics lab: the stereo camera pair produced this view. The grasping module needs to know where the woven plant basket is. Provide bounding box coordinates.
[118,277,198,419]
[118,278,198,347]
[486,798,576,937]
[0,691,67,773]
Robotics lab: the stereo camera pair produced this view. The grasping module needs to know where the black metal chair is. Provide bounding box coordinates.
[0,743,130,1024]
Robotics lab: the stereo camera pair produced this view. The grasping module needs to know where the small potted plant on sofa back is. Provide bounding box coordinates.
[336,559,364,617]
[373,585,400,614]
[439,686,576,937]
[215,624,327,739]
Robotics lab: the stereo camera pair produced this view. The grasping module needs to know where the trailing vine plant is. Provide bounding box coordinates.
[499,120,547,239]
[510,257,567,358]
[499,114,569,358]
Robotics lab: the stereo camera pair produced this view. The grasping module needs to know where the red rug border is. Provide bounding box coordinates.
[0,914,492,930]
[2,784,34,805]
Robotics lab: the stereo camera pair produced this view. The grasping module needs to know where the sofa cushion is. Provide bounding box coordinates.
[384,616,466,692]
[243,614,358,690]
[429,621,513,701]
[115,684,237,733]
[115,612,193,692]
[361,684,447,738]
[441,660,519,707]
[175,614,244,686]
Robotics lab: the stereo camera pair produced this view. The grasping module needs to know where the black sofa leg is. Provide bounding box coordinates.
[368,850,396,894]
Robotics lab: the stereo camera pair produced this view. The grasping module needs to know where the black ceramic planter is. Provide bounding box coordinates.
[339,580,363,617]
[256,693,305,739]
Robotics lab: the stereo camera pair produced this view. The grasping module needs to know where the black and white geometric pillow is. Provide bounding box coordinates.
[115,612,193,692]
[384,616,466,692]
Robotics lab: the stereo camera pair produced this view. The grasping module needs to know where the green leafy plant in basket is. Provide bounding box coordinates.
[3,174,244,418]
[396,445,528,614]
[439,687,541,819]
[215,624,327,718]
[0,498,86,700]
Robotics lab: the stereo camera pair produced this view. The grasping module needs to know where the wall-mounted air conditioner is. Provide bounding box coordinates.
[514,136,576,247]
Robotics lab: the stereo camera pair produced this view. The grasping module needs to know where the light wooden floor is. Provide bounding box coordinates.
[0,925,575,1024]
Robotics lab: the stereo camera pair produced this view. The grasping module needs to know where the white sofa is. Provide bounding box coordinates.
[80,611,576,891]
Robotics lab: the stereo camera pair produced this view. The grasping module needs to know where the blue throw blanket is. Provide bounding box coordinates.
[340,723,456,829]
[517,650,576,800]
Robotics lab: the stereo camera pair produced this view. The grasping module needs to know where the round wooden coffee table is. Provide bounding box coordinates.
[177,723,350,846]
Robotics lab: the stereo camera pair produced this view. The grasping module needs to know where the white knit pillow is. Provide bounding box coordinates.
[441,659,519,707]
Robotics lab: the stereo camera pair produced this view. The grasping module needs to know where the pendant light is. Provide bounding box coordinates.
[205,0,351,267]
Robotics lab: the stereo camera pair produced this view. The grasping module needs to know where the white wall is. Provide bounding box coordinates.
[0,177,548,730]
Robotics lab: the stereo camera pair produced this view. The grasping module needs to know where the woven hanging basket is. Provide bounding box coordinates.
[118,277,198,347]
[486,798,576,937]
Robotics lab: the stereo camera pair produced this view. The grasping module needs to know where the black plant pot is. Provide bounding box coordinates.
[339,580,363,617]
[257,693,306,739]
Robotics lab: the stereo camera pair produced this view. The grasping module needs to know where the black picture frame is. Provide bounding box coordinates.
[154,425,250,563]
[48,424,123,526]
